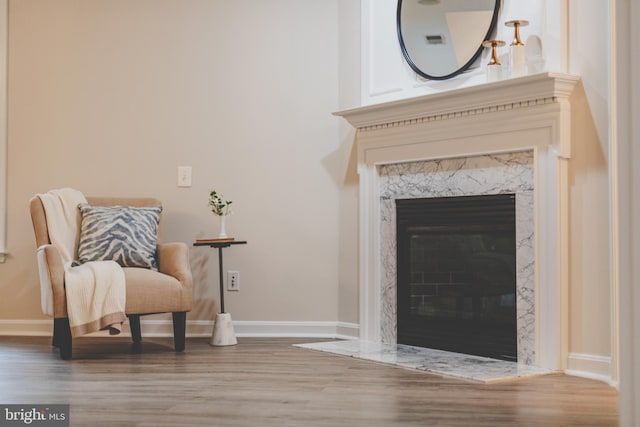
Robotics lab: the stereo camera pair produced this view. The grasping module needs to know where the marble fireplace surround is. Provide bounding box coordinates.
[335,73,580,371]
[379,152,534,364]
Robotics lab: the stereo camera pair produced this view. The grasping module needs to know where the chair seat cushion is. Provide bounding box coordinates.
[123,268,189,314]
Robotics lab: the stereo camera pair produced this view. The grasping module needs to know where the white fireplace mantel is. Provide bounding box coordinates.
[336,72,578,128]
[334,72,580,371]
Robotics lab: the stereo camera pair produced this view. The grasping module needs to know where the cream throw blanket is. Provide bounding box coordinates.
[37,188,126,337]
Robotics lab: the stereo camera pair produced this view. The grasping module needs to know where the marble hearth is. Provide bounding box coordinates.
[335,73,580,371]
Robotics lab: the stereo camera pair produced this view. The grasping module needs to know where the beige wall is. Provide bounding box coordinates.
[336,0,360,324]
[1,0,351,325]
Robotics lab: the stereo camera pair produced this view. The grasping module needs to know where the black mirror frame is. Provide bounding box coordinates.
[397,0,501,81]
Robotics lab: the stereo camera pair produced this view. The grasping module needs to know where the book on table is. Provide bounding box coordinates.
[195,237,235,244]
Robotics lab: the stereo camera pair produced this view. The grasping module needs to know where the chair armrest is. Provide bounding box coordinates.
[36,244,67,317]
[157,242,193,293]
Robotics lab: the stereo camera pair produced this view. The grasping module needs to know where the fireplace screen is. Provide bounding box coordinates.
[396,194,517,361]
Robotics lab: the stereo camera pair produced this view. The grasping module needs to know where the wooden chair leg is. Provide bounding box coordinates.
[52,319,61,347]
[54,318,72,360]
[128,314,142,343]
[172,312,186,352]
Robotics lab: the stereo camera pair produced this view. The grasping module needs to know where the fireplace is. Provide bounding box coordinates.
[335,72,579,370]
[396,194,517,361]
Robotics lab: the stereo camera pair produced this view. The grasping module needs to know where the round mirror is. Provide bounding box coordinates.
[397,0,501,80]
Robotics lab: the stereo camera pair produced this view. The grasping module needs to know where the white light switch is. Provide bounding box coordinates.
[177,166,192,187]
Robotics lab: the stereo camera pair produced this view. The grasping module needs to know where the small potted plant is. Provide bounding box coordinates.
[208,189,233,238]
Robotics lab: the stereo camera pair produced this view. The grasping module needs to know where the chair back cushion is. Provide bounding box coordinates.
[76,204,162,270]
[87,197,163,240]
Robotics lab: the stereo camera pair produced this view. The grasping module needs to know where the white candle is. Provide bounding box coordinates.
[511,44,526,77]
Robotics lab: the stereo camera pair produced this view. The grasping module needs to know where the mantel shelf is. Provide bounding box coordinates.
[333,72,580,131]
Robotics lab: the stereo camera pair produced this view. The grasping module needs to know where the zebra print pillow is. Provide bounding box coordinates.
[75,204,162,270]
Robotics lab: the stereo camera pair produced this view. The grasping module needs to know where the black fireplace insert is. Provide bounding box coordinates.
[396,194,517,361]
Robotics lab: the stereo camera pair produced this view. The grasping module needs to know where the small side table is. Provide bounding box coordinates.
[193,240,247,346]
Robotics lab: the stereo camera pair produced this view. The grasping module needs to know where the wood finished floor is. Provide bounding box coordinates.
[0,337,618,427]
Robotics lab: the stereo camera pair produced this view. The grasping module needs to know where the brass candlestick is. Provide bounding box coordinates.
[482,39,505,66]
[505,20,529,46]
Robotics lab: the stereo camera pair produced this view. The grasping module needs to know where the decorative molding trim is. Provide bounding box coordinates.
[0,319,360,340]
[358,98,557,132]
[566,353,614,385]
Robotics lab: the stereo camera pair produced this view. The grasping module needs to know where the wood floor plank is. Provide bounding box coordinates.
[0,337,618,426]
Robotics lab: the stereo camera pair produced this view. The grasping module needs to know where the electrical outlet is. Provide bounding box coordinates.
[227,271,239,291]
[177,166,192,187]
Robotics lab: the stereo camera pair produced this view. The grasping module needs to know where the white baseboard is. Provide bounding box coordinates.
[0,319,360,340]
[234,320,359,339]
[566,352,614,385]
[335,321,360,339]
[0,320,52,336]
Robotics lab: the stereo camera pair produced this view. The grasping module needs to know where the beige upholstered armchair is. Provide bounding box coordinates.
[30,195,193,360]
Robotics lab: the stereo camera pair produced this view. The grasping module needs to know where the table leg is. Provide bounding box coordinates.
[210,246,237,346]
[211,312,237,346]
[218,247,225,313]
